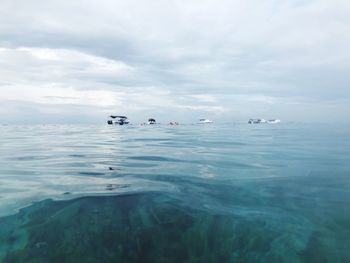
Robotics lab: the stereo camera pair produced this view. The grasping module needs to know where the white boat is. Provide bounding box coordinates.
[248,118,280,124]
[198,119,213,124]
[107,115,130,125]
[267,119,281,124]
[248,119,267,124]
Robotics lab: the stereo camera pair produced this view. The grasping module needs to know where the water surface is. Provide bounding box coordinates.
[0,123,349,262]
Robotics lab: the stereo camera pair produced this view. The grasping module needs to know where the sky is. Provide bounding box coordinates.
[0,0,349,124]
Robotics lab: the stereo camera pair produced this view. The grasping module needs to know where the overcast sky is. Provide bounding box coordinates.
[0,0,349,123]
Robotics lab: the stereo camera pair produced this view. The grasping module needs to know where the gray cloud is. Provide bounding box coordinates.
[0,0,349,123]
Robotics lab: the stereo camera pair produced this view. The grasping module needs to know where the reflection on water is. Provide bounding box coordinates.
[0,123,350,262]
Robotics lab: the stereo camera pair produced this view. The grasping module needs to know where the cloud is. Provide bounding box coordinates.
[0,0,349,123]
[0,47,134,84]
[190,94,218,103]
[177,105,228,113]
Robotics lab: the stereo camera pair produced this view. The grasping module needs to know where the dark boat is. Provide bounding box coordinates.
[107,116,130,125]
[148,118,156,124]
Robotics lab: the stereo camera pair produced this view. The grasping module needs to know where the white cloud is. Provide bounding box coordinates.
[190,94,218,103]
[0,84,123,107]
[19,47,61,60]
[0,0,349,122]
[245,95,278,105]
[177,105,228,113]
[0,47,134,85]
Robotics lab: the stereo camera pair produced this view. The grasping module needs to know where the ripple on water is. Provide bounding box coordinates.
[0,124,349,261]
[127,155,183,162]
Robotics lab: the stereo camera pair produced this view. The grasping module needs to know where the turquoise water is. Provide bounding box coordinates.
[0,123,349,262]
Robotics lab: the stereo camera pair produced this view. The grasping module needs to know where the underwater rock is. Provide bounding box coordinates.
[35,242,47,249]
[1,186,350,263]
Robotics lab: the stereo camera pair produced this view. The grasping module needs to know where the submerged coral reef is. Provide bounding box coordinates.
[1,184,349,263]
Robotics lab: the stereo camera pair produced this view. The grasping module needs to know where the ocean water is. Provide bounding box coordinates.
[0,123,349,262]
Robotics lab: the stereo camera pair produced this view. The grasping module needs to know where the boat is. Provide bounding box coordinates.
[248,119,267,124]
[148,118,156,125]
[198,119,213,124]
[248,119,280,124]
[107,116,130,125]
[267,119,281,124]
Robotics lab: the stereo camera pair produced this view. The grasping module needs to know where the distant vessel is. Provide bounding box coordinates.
[248,119,267,124]
[248,119,280,124]
[267,119,281,124]
[198,119,213,124]
[148,118,156,125]
[107,116,130,125]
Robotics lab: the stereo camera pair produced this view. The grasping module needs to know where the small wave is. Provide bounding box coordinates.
[127,156,183,162]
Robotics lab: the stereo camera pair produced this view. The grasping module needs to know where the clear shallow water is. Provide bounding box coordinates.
[0,123,350,262]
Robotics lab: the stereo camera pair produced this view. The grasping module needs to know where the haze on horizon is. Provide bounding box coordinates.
[0,0,349,124]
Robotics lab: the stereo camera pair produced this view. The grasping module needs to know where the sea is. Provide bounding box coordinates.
[0,123,349,262]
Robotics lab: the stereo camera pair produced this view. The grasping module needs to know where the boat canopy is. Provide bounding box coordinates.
[110,115,127,119]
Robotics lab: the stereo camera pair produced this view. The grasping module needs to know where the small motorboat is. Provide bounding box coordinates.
[148,118,156,125]
[248,119,280,124]
[107,116,130,125]
[198,119,213,124]
[248,119,267,124]
[267,119,281,124]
